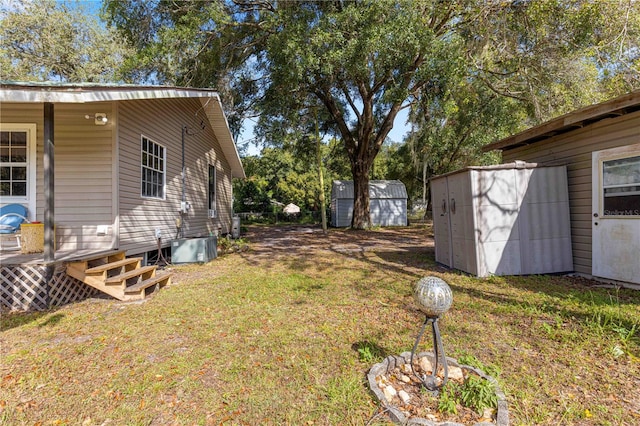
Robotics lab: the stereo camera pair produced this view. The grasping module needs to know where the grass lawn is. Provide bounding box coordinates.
[1,225,639,425]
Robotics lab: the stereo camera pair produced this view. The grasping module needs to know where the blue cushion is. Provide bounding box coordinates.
[0,204,28,232]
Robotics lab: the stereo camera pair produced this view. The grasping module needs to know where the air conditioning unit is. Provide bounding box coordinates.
[171,236,217,264]
[208,209,217,219]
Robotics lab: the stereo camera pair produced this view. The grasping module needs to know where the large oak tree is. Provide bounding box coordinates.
[105,0,640,229]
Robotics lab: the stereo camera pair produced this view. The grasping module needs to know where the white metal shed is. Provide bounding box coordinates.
[331,180,408,227]
[430,162,573,277]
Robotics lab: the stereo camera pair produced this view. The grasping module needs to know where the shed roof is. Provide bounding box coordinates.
[0,81,245,178]
[332,180,408,199]
[483,89,640,153]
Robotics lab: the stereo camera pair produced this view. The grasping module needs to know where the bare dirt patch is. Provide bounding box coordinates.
[242,223,434,259]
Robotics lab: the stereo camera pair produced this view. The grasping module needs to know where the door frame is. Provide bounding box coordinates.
[591,142,640,283]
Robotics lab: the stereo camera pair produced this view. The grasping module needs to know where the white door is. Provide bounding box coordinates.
[592,143,640,284]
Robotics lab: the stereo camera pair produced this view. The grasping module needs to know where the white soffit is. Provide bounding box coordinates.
[0,83,245,179]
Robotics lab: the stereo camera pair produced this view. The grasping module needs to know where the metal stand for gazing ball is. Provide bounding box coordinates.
[411,276,453,393]
[410,315,448,392]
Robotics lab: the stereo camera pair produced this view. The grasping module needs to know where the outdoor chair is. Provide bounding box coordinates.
[0,204,30,250]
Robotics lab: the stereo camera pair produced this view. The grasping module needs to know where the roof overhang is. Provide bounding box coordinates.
[483,90,640,152]
[0,82,245,178]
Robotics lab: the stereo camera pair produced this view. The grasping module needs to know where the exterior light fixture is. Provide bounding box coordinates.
[411,276,453,393]
[94,113,108,125]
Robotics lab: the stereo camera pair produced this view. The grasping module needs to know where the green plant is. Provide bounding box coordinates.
[457,354,501,378]
[437,382,459,415]
[357,346,375,363]
[356,342,382,363]
[217,236,249,254]
[460,375,498,414]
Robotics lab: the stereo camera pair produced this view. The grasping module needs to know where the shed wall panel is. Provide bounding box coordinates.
[501,109,640,276]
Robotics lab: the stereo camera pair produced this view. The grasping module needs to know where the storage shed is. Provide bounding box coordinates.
[331,180,408,227]
[483,90,640,286]
[430,163,573,277]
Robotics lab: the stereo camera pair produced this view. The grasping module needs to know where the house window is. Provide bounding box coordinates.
[208,164,217,218]
[0,129,29,198]
[141,136,165,199]
[602,155,640,216]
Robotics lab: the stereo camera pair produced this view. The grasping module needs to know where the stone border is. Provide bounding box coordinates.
[367,351,509,426]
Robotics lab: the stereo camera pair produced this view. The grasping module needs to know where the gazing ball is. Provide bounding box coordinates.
[414,276,453,317]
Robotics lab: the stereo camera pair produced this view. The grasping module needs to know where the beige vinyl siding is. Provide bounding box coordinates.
[47,103,115,251]
[500,109,640,275]
[118,98,234,255]
[1,103,116,251]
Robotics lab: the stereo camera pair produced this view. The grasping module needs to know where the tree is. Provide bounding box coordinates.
[0,0,132,82]
[105,0,468,228]
[466,0,640,124]
[105,0,640,228]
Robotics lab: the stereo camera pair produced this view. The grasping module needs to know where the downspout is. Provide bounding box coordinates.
[182,125,186,209]
[180,125,186,238]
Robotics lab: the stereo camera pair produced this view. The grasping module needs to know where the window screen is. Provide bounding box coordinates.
[602,155,640,216]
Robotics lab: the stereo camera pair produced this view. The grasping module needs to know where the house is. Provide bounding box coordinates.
[331,180,407,227]
[0,82,245,310]
[482,90,640,287]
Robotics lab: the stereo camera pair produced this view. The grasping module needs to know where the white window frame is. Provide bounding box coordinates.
[0,123,37,219]
[600,153,640,218]
[140,135,166,200]
[208,164,217,218]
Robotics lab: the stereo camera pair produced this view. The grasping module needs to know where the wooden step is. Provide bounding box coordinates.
[85,257,142,274]
[66,250,170,302]
[104,265,157,285]
[124,273,172,295]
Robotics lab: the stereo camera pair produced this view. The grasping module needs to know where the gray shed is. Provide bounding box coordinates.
[331,180,408,227]
[430,162,573,277]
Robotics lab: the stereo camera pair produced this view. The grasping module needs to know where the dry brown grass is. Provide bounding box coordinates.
[1,224,639,425]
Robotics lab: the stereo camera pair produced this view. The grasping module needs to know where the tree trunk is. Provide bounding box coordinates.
[351,160,372,229]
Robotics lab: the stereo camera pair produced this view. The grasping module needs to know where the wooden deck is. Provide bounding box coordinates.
[0,248,122,266]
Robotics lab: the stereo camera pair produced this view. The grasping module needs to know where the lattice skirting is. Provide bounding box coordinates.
[0,264,97,312]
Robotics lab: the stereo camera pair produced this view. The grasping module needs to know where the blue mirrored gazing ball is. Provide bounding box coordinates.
[414,276,453,317]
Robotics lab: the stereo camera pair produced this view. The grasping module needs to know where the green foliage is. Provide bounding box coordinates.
[437,382,459,415]
[357,346,375,363]
[435,370,498,416]
[456,354,501,379]
[0,0,133,82]
[460,375,498,415]
[216,236,248,255]
[355,341,383,364]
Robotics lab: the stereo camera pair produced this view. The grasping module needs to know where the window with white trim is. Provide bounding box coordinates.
[141,136,165,199]
[0,129,28,198]
[208,164,217,218]
[602,155,640,216]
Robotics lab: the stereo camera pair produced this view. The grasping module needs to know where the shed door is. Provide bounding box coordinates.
[431,177,452,267]
[592,144,640,284]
